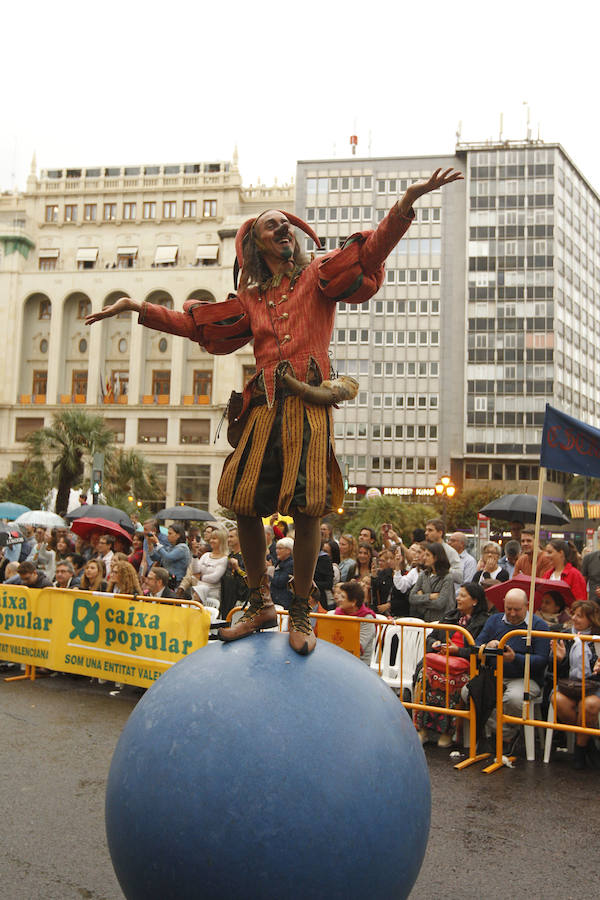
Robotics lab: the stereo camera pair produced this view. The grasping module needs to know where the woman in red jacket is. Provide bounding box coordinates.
[542,539,587,601]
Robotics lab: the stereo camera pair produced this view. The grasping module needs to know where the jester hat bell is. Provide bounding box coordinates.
[233,211,322,288]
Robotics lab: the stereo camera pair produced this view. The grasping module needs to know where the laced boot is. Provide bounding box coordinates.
[218,574,276,642]
[288,594,316,656]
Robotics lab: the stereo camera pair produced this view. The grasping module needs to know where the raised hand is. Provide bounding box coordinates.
[407,167,463,200]
[85,296,140,325]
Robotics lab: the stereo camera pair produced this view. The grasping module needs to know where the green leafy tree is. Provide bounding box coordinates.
[563,473,600,500]
[330,496,438,545]
[0,460,52,510]
[433,486,505,534]
[26,411,114,515]
[103,449,164,515]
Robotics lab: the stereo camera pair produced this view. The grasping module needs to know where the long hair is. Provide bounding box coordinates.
[81,559,105,591]
[239,227,308,290]
[424,541,450,577]
[112,560,142,596]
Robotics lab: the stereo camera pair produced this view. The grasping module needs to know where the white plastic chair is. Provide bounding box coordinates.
[370,619,426,699]
[543,701,575,763]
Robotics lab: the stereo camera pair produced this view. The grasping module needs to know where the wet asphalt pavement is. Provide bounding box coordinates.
[1,667,597,900]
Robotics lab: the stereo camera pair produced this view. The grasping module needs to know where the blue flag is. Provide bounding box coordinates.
[540,404,600,477]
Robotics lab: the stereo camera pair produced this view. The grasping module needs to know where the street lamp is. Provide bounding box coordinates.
[435,474,456,532]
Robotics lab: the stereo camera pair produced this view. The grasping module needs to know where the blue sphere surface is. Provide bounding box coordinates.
[106,633,430,899]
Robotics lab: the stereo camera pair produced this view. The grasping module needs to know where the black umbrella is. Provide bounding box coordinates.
[156,505,216,522]
[65,504,135,534]
[479,493,570,526]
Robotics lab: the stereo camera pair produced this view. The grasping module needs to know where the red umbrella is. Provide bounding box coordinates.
[70,517,132,544]
[484,574,575,613]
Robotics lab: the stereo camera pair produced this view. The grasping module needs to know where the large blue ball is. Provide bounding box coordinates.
[106,633,430,899]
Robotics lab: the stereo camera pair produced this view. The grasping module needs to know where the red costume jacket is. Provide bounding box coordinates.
[138,204,413,409]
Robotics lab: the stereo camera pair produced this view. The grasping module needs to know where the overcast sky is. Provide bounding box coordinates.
[2,0,598,193]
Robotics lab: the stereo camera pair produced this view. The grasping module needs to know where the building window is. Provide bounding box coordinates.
[72,370,87,396]
[163,201,176,219]
[31,371,47,396]
[45,205,58,223]
[242,365,256,386]
[78,339,87,354]
[123,202,136,220]
[429,425,437,439]
[104,418,126,443]
[39,257,56,271]
[110,370,128,399]
[84,203,96,222]
[180,419,210,444]
[117,250,137,268]
[371,457,380,471]
[176,463,210,508]
[138,418,167,443]
[39,299,51,319]
[152,370,171,395]
[103,203,117,221]
[143,201,156,219]
[193,370,213,400]
[203,199,217,218]
[15,417,44,442]
[183,200,196,218]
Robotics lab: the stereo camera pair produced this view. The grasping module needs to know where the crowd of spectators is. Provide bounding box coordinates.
[2,509,600,767]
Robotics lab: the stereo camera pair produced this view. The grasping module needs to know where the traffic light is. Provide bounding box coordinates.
[92,469,103,495]
[91,452,105,504]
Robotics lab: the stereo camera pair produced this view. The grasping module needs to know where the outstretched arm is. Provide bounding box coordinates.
[397,167,464,217]
[86,295,198,341]
[85,296,141,324]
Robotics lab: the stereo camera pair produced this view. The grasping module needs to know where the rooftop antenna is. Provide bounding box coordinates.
[455,120,462,144]
[499,112,504,142]
[523,101,531,141]
[350,134,358,156]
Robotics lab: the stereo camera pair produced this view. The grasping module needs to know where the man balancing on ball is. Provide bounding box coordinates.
[87,167,462,655]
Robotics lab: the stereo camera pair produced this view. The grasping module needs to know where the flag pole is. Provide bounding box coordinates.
[522,465,546,721]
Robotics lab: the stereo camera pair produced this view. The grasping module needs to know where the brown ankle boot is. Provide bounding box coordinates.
[218,575,277,642]
[288,595,316,656]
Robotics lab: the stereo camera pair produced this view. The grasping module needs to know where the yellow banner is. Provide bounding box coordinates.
[315,614,361,658]
[0,587,211,688]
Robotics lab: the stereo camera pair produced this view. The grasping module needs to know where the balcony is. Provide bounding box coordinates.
[182,395,210,405]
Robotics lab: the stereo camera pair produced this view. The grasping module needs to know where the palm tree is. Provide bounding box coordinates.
[27,410,114,515]
[103,448,164,514]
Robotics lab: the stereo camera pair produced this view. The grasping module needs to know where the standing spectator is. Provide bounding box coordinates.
[499,540,521,578]
[358,527,378,549]
[371,549,395,617]
[320,522,340,564]
[509,520,524,544]
[513,528,553,577]
[146,567,177,599]
[140,518,169,577]
[542,539,587,601]
[581,547,600,604]
[314,541,334,609]
[147,523,192,590]
[128,532,144,572]
[96,534,115,575]
[424,519,463,584]
[26,526,56,581]
[53,533,75,563]
[409,542,456,622]
[354,543,375,581]
[220,528,248,620]
[322,541,341,585]
[338,533,358,581]
[269,537,295,609]
[447,532,478,585]
[472,542,510,586]
[191,529,229,609]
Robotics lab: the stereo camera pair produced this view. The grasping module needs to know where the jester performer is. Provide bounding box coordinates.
[87,167,462,655]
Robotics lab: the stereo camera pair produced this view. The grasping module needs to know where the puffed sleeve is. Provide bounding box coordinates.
[317,205,414,304]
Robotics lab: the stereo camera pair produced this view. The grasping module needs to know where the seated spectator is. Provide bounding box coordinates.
[472,542,509,586]
[513,528,553,577]
[269,537,294,609]
[80,559,108,592]
[67,553,86,584]
[409,542,456,622]
[147,523,192,589]
[54,560,77,589]
[473,587,550,744]
[191,528,229,609]
[264,524,277,565]
[338,533,358,581]
[219,528,248,620]
[146,567,177,599]
[334,580,377,663]
[18,560,52,589]
[3,561,21,584]
[414,582,489,747]
[499,540,521,578]
[113,535,131,556]
[552,600,600,769]
[108,559,142,596]
[542,539,587,601]
[538,591,572,630]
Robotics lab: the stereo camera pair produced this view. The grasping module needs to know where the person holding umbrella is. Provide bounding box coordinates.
[542,539,587,602]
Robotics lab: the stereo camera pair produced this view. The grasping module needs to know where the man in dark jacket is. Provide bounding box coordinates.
[17,561,52,589]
